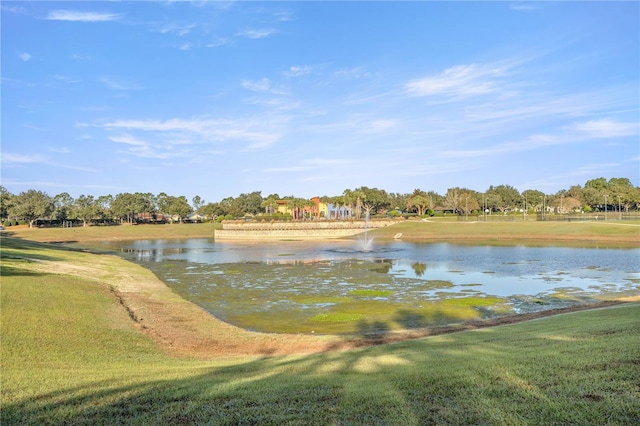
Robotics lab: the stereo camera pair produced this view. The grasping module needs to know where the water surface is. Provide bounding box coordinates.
[103,239,640,334]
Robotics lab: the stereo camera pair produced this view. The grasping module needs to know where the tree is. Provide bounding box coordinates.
[353,186,392,216]
[286,197,311,220]
[261,194,280,215]
[53,192,75,222]
[9,190,54,228]
[328,195,345,219]
[486,185,521,213]
[388,192,409,213]
[407,194,430,216]
[522,189,545,213]
[460,191,480,216]
[552,196,581,214]
[192,195,205,213]
[200,202,227,220]
[342,189,357,219]
[608,178,638,212]
[443,188,463,213]
[73,195,98,227]
[0,186,14,222]
[111,193,154,224]
[444,188,478,214]
[229,191,263,217]
[158,193,192,223]
[565,185,585,206]
[95,195,113,223]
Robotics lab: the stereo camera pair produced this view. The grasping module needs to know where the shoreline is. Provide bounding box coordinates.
[4,232,638,358]
[5,218,639,250]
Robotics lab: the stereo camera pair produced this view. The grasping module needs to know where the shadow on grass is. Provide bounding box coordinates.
[1,234,117,259]
[0,264,48,277]
[4,304,640,425]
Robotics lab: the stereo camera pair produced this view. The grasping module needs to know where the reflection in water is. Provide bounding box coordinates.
[412,262,427,277]
[102,239,640,334]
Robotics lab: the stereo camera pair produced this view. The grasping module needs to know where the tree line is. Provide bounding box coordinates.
[1,177,638,228]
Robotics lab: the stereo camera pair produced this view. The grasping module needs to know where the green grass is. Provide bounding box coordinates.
[348,289,394,297]
[2,235,639,425]
[5,220,639,246]
[309,312,364,323]
[371,219,640,244]
[3,222,218,243]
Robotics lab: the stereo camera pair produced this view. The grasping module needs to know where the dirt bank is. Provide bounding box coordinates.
[6,227,638,358]
[20,249,637,359]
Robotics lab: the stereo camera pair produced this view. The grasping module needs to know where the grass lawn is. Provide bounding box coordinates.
[1,234,639,424]
[3,219,639,245]
[2,222,218,243]
[371,218,640,244]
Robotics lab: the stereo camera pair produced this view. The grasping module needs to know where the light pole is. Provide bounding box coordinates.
[604,194,608,221]
[618,195,622,220]
[483,194,486,222]
[465,197,468,222]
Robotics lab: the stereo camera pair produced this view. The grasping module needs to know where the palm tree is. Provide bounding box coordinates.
[331,195,345,220]
[261,196,279,215]
[286,197,311,220]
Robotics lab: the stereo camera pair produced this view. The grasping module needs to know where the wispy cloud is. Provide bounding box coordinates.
[265,157,349,173]
[274,10,293,22]
[405,63,508,99]
[361,119,398,134]
[2,153,45,164]
[2,152,97,172]
[160,22,196,36]
[570,118,639,138]
[242,78,272,92]
[109,134,149,147]
[242,78,289,96]
[53,74,81,85]
[87,116,283,152]
[46,10,122,22]
[236,28,275,39]
[285,65,312,78]
[335,66,376,80]
[99,77,143,91]
[19,53,31,61]
[440,117,638,160]
[49,146,71,154]
[1,4,27,14]
[205,37,228,48]
[109,134,172,159]
[509,2,539,12]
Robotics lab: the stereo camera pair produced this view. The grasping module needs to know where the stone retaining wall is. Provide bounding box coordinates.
[215,219,396,240]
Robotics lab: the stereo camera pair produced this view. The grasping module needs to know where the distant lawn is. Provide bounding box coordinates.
[2,236,639,425]
[4,219,639,245]
[3,222,218,243]
[371,219,640,244]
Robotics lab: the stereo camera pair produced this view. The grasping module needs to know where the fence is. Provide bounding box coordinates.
[456,212,640,222]
[536,213,640,222]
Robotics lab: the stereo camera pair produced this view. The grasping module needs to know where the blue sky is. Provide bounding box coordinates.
[2,1,639,202]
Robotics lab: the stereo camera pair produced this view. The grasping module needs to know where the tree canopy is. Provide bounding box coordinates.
[2,177,638,226]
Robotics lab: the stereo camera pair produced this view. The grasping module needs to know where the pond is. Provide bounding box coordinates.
[101,239,640,335]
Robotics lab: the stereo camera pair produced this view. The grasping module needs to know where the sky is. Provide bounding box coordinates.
[2,1,639,203]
